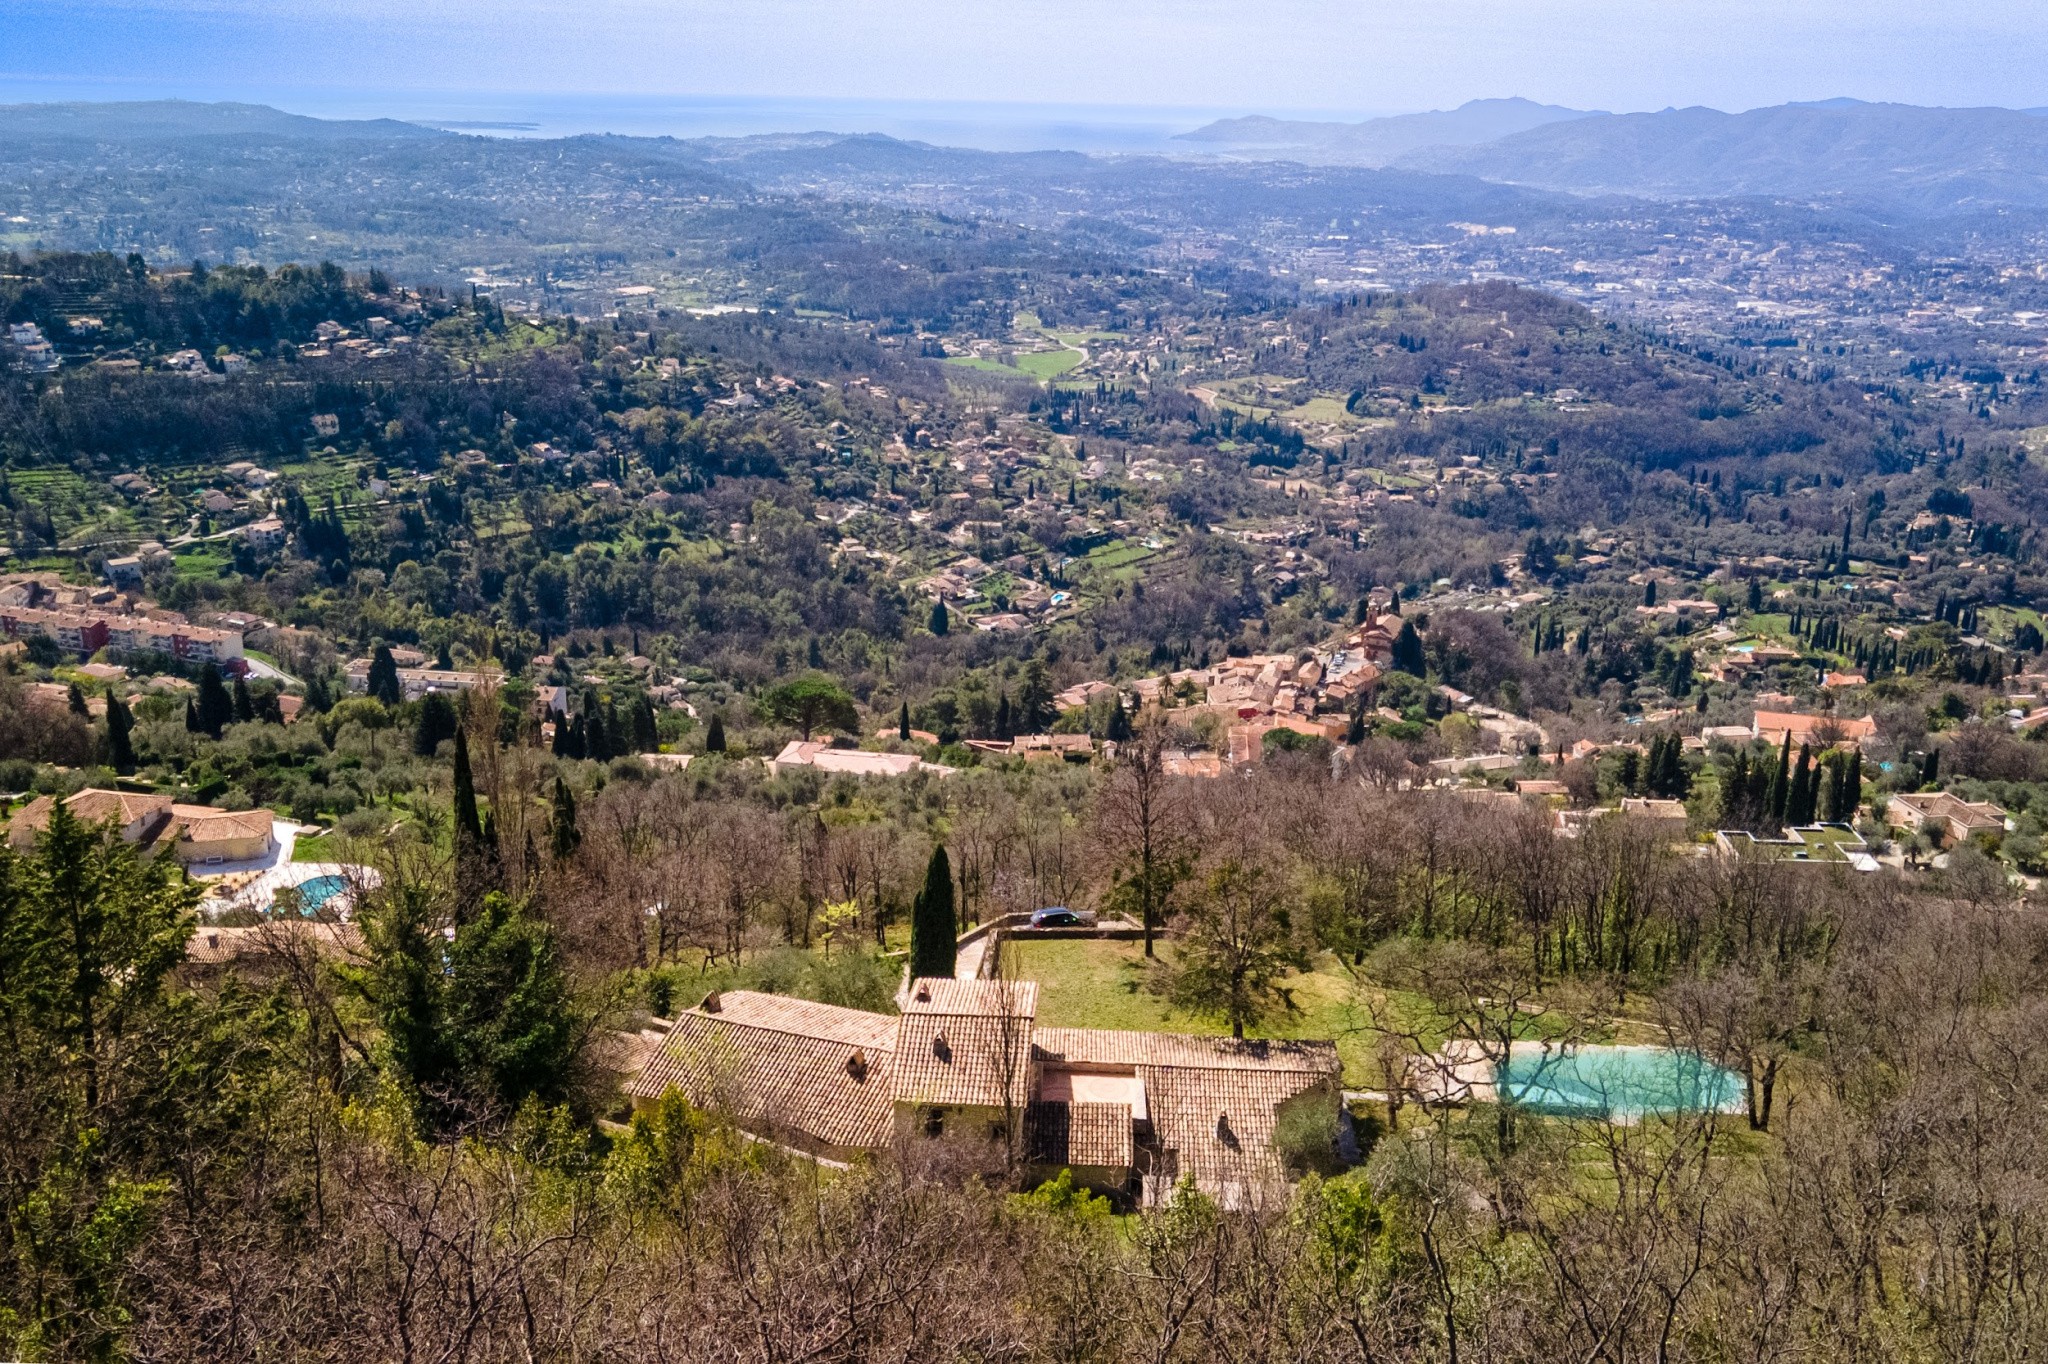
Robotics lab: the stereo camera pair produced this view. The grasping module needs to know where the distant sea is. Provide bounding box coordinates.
[0,81,1384,154]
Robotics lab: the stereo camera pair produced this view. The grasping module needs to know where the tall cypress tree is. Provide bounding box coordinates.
[194,664,235,739]
[452,729,484,853]
[104,687,135,773]
[1787,744,1814,826]
[232,676,255,724]
[1765,733,1792,825]
[1844,749,1863,820]
[1726,750,1752,828]
[899,701,912,742]
[367,644,403,706]
[704,714,726,753]
[909,845,957,981]
[549,776,580,861]
[631,695,659,754]
[1391,620,1425,675]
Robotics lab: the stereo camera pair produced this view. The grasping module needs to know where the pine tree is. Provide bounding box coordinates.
[909,845,957,980]
[444,893,580,1116]
[704,714,726,753]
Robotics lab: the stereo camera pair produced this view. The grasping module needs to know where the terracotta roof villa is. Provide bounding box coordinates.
[7,787,276,865]
[626,977,1342,1207]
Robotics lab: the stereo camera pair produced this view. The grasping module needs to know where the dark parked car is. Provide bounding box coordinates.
[1029,906,1097,928]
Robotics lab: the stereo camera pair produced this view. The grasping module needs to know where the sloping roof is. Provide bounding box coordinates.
[1032,1027,1338,1074]
[14,788,171,833]
[1753,711,1877,740]
[184,920,361,965]
[1140,1064,1332,1193]
[169,806,274,843]
[628,992,899,1151]
[891,978,1038,1110]
[1026,1101,1133,1169]
[901,977,1039,1018]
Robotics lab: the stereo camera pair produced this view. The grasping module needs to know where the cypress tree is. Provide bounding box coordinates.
[452,729,484,852]
[1844,749,1863,820]
[549,776,580,861]
[104,688,135,772]
[1391,620,1425,675]
[704,714,726,753]
[1787,744,1813,825]
[367,644,403,706]
[1108,698,1134,743]
[67,682,89,717]
[632,695,658,754]
[1726,750,1752,828]
[898,701,912,741]
[1746,755,1770,827]
[929,600,949,637]
[414,692,457,756]
[195,664,235,739]
[584,706,610,763]
[909,845,957,981]
[1765,734,1792,825]
[232,676,256,724]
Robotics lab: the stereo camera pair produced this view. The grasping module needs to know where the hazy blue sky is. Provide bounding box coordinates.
[5,0,2047,120]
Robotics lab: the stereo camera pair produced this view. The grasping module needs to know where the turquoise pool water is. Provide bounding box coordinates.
[1498,1045,1745,1119]
[282,874,349,916]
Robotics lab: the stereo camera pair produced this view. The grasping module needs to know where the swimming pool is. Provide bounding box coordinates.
[1498,1044,1745,1119]
[281,874,350,916]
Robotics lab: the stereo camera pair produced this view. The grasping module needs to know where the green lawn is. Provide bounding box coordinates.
[291,833,336,863]
[1012,348,1086,380]
[945,347,1085,381]
[1004,937,1386,1086]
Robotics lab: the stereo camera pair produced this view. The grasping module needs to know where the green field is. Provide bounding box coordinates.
[946,348,1085,381]
[1004,937,1384,1085]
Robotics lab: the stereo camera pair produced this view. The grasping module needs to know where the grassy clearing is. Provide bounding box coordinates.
[1012,349,1086,380]
[1004,937,1390,1085]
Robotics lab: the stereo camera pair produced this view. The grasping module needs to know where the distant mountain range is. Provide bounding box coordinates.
[1179,98,2048,217]
[1177,97,1598,164]
[0,99,446,142]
